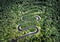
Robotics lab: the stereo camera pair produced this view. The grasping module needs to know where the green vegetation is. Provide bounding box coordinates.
[0,0,60,42]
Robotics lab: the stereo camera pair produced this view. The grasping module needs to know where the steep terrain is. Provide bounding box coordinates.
[0,0,60,42]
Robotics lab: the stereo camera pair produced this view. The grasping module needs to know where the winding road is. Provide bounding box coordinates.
[11,15,41,42]
[17,25,39,39]
[11,25,39,42]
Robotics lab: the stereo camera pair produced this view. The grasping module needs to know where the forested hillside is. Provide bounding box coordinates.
[0,0,60,42]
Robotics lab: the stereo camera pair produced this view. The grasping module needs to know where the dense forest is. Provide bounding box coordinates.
[0,0,60,42]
